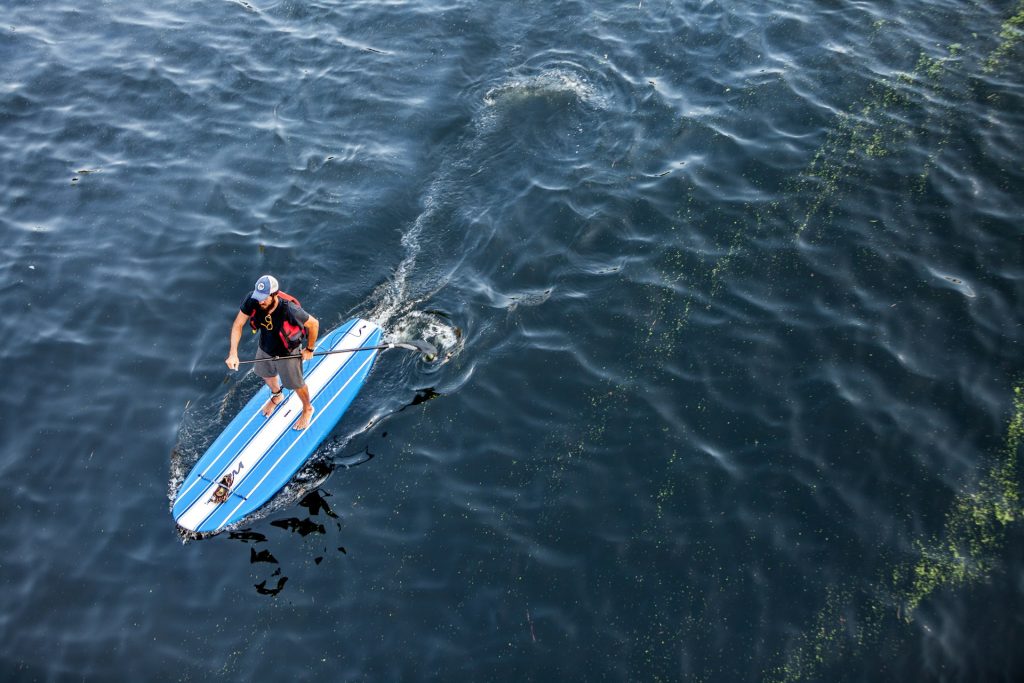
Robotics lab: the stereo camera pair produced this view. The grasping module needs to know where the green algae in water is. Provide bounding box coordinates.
[768,586,888,683]
[898,385,1024,618]
[526,4,1022,678]
[794,42,963,237]
[983,1,1024,74]
[769,385,1024,681]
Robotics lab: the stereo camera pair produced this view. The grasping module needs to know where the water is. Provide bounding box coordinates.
[1,0,1022,680]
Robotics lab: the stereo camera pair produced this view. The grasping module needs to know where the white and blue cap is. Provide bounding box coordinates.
[251,274,279,302]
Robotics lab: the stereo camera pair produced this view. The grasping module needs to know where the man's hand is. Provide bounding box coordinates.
[227,311,248,371]
[300,348,314,362]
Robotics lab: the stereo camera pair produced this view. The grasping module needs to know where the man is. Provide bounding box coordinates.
[225,275,320,430]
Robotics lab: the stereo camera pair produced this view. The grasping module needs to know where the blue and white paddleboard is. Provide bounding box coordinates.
[173,318,383,534]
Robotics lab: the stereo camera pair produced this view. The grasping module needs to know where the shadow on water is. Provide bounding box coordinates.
[250,548,278,564]
[220,487,356,596]
[399,387,442,412]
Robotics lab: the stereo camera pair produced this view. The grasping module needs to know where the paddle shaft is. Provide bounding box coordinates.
[234,343,412,366]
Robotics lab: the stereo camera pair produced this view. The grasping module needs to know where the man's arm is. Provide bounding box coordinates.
[225,310,249,370]
[301,315,319,361]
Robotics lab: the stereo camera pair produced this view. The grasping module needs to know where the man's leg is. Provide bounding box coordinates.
[292,384,314,430]
[260,375,284,417]
[254,350,286,418]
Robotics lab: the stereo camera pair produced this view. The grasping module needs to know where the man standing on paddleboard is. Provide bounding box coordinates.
[225,275,320,430]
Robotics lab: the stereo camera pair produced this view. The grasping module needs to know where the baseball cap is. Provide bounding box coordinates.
[251,274,279,302]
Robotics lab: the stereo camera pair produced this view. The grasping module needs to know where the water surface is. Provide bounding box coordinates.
[1,0,1023,680]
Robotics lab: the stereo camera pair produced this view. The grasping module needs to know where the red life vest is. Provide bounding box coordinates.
[248,291,307,351]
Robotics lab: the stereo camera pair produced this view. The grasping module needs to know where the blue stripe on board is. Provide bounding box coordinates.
[173,320,360,519]
[189,333,379,532]
[214,331,382,528]
[174,320,383,532]
[174,322,365,525]
[199,334,381,532]
[173,319,358,513]
[203,339,381,532]
[172,321,358,517]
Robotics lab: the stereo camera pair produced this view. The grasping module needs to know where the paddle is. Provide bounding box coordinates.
[234,339,438,365]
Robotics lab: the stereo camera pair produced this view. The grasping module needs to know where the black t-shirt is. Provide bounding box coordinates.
[240,295,311,356]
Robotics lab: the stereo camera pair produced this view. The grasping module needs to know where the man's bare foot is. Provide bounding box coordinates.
[261,391,284,417]
[293,405,314,430]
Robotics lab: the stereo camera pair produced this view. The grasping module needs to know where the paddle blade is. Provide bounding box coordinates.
[394,339,438,357]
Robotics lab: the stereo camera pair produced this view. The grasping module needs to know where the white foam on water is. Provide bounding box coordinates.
[365,68,603,362]
[363,194,434,329]
[362,142,472,364]
[482,68,604,109]
[362,197,464,365]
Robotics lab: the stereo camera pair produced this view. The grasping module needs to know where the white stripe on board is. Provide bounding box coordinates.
[175,321,357,513]
[176,323,376,531]
[175,407,264,506]
[215,350,378,530]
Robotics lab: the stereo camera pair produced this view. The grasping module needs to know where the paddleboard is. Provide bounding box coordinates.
[173,317,383,534]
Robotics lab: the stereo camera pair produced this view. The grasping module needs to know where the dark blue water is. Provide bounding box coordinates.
[2,0,1023,680]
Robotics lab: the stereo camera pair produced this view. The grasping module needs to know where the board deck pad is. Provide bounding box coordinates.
[173,318,383,534]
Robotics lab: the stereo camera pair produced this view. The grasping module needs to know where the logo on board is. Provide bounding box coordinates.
[209,462,245,504]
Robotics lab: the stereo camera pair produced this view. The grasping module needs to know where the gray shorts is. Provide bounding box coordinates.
[253,347,306,390]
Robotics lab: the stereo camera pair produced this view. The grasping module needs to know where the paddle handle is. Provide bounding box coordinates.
[234,343,399,366]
